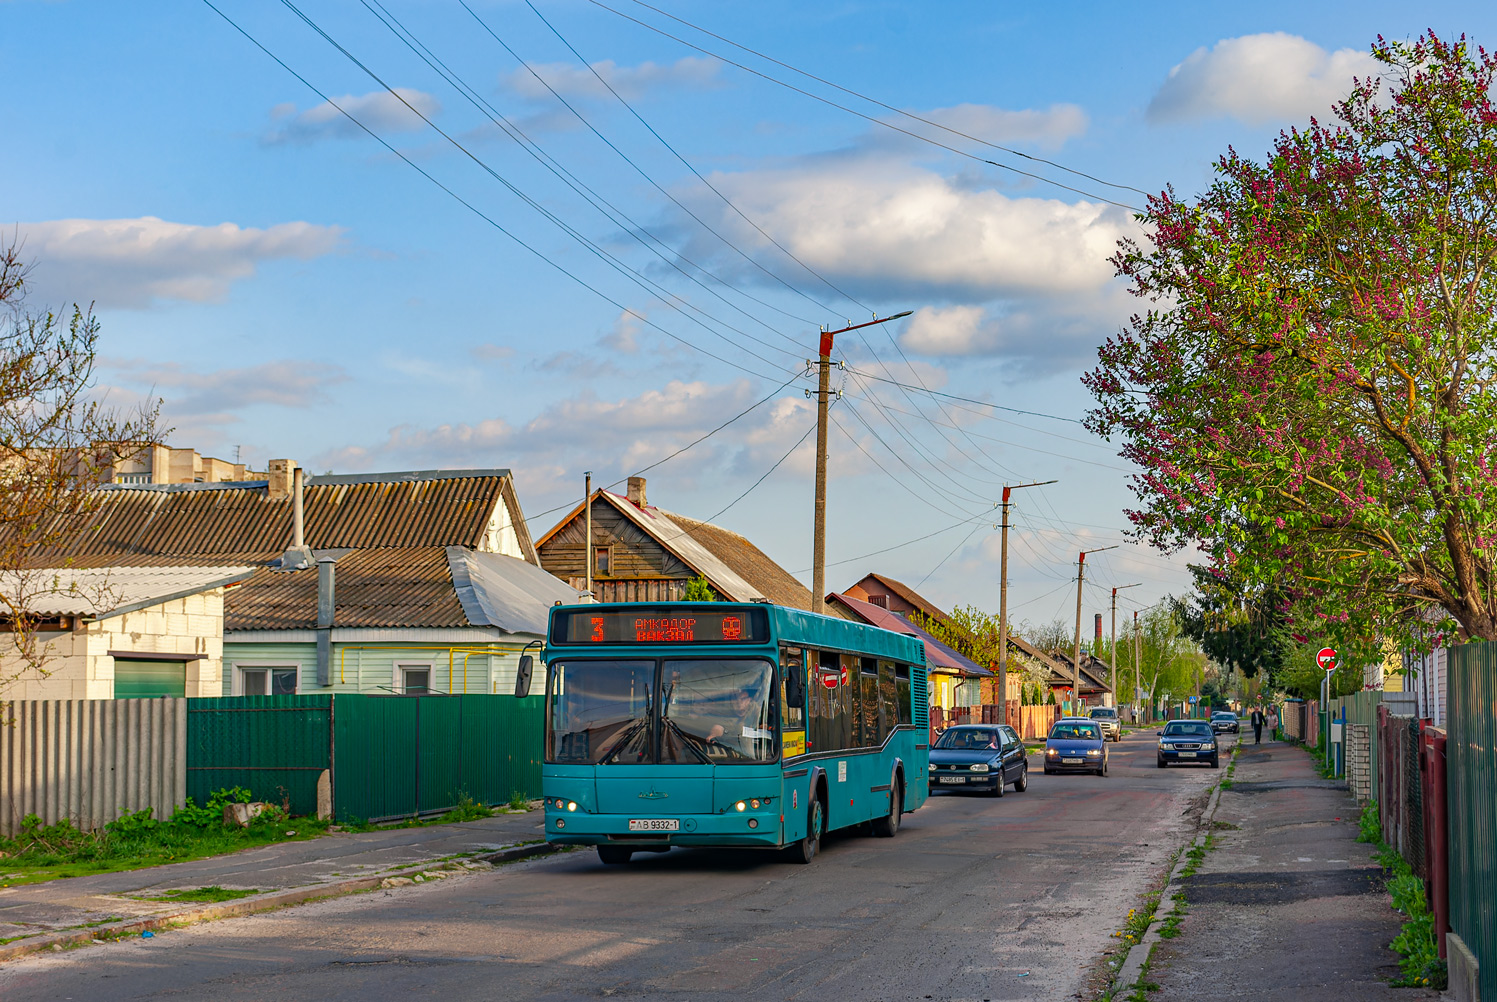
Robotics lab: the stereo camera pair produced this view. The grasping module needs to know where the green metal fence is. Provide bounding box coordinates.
[331,694,544,823]
[1446,643,1497,1002]
[185,694,544,823]
[187,695,333,816]
[1330,691,1384,789]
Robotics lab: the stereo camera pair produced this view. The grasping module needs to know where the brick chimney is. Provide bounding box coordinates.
[267,459,297,500]
[627,476,647,508]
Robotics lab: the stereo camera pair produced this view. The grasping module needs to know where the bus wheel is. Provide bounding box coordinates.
[597,845,633,865]
[872,783,902,838]
[788,797,824,863]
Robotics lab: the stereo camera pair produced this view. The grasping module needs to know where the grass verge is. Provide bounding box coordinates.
[1357,801,1447,991]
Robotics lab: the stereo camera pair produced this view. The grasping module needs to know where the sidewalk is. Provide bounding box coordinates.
[0,810,547,959]
[1141,737,1441,1000]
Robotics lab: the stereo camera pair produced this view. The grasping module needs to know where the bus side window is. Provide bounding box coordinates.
[780,647,805,732]
[839,654,857,750]
[810,649,837,753]
[860,657,881,747]
[877,660,897,734]
[895,665,913,726]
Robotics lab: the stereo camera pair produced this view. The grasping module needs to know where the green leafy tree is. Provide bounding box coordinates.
[1171,564,1292,689]
[1085,34,1497,646]
[681,576,717,601]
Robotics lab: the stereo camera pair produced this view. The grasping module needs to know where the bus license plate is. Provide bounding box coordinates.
[1063,758,1083,765]
[938,776,965,784]
[1178,751,1197,758]
[628,818,679,831]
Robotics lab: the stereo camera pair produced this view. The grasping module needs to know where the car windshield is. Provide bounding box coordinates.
[1089,709,1116,718]
[546,658,777,765]
[934,728,1002,750]
[1212,712,1236,719]
[1050,722,1101,741]
[1163,721,1213,736]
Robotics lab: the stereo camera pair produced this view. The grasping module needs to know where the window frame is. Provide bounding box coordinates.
[396,661,436,695]
[594,545,612,576]
[233,662,301,696]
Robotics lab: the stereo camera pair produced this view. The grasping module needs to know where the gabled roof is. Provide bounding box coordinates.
[847,572,952,625]
[226,546,579,633]
[539,491,814,610]
[11,566,255,620]
[829,592,991,676]
[25,469,534,566]
[1044,650,1114,693]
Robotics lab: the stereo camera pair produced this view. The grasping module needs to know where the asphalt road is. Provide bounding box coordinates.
[0,729,1230,1002]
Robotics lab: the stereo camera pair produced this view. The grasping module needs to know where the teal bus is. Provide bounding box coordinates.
[524,601,931,864]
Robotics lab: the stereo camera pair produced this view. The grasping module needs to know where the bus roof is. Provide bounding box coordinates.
[546,601,926,664]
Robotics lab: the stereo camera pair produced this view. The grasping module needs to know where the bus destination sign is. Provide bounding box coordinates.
[552,607,768,645]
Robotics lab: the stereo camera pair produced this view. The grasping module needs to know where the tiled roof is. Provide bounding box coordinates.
[852,572,952,625]
[13,566,255,619]
[664,511,815,610]
[26,470,528,565]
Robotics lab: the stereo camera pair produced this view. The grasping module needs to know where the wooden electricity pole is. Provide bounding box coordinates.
[1071,546,1116,709]
[810,312,910,615]
[996,480,1056,728]
[584,471,593,599]
[1110,583,1141,708]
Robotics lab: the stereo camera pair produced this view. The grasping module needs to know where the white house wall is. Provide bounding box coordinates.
[223,641,531,696]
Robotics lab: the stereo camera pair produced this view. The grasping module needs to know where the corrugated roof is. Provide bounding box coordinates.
[448,547,581,635]
[829,592,991,676]
[27,471,521,564]
[663,511,815,610]
[11,566,255,619]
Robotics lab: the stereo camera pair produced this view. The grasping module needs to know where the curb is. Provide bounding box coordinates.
[0,840,561,965]
[1113,745,1235,993]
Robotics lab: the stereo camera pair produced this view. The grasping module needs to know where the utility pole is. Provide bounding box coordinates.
[1134,611,1142,721]
[1071,546,1117,711]
[584,471,593,599]
[810,311,911,615]
[996,480,1056,729]
[1110,583,1141,709]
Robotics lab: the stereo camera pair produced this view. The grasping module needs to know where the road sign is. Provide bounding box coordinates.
[1317,647,1339,672]
[1188,696,1198,703]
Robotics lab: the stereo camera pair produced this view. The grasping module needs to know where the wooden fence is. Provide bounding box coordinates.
[931,703,1061,741]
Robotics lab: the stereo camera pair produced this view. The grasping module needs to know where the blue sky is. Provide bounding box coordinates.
[7,1,1493,631]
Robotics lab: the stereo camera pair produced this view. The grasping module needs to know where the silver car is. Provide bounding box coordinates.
[1088,706,1122,742]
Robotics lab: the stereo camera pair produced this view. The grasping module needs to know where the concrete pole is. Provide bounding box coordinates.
[1110,589,1117,711]
[997,487,1011,729]
[812,328,833,615]
[584,471,593,599]
[1071,552,1085,712]
[1134,611,1141,722]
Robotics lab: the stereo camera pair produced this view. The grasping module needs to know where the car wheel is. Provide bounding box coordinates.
[787,796,823,864]
[991,773,1005,797]
[1043,766,1054,775]
[1211,755,1221,768]
[871,783,902,837]
[597,845,633,865]
[1157,757,1167,769]
[1014,764,1028,793]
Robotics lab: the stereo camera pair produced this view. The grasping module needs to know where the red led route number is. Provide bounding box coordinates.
[556,607,764,645]
[587,614,743,643]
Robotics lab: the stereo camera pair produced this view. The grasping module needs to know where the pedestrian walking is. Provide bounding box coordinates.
[1250,706,1266,744]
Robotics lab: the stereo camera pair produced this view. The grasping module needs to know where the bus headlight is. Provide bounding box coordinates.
[566,801,577,812]
[735,801,747,812]
[750,799,761,809]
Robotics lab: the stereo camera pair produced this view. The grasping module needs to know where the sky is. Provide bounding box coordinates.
[7,0,1495,636]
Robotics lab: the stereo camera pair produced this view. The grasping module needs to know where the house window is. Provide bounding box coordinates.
[400,665,432,694]
[594,546,612,575]
[240,666,299,696]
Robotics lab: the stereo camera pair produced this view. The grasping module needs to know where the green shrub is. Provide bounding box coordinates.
[1356,801,1381,844]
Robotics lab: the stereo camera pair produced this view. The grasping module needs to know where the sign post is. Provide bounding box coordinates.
[1317,648,1338,771]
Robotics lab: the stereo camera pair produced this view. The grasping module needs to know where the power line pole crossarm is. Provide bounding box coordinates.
[810,311,912,615]
[995,480,1057,730]
[1071,545,1117,712]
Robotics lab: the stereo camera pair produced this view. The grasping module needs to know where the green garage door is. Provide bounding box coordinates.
[113,659,187,698]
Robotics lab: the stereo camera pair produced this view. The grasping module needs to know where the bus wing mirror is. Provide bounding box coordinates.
[515,655,534,698]
[785,666,805,709]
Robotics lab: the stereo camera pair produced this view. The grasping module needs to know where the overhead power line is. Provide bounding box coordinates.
[616,0,1152,199]
[579,0,1143,210]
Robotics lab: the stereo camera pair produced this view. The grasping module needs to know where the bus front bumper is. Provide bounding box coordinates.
[545,811,785,849]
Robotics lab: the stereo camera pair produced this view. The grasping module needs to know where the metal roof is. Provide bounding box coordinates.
[11,566,255,619]
[448,547,581,635]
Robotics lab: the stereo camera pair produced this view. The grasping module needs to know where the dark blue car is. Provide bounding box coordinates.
[1044,718,1108,776]
[928,724,1028,796]
[1157,720,1221,768]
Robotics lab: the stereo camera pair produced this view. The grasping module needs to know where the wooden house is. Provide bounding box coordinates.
[537,477,815,608]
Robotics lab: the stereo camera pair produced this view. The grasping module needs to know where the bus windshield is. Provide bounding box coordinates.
[546,657,776,765]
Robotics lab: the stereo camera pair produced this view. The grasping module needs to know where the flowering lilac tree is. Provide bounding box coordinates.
[1086,34,1497,646]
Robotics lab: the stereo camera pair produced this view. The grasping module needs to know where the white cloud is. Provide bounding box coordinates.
[1148,33,1381,125]
[897,286,1134,372]
[501,57,721,104]
[677,158,1136,306]
[16,217,343,308]
[871,102,1089,153]
[264,88,441,145]
[106,358,348,418]
[470,343,516,362]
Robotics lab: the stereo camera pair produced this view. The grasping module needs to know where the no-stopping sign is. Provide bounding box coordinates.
[1317,647,1339,672]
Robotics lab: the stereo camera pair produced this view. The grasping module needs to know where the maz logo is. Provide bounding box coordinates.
[637,787,669,800]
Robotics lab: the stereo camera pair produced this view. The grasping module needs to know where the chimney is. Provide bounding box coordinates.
[315,555,336,687]
[627,476,647,508]
[267,458,297,500]
[1094,613,1103,642]
[279,465,314,571]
